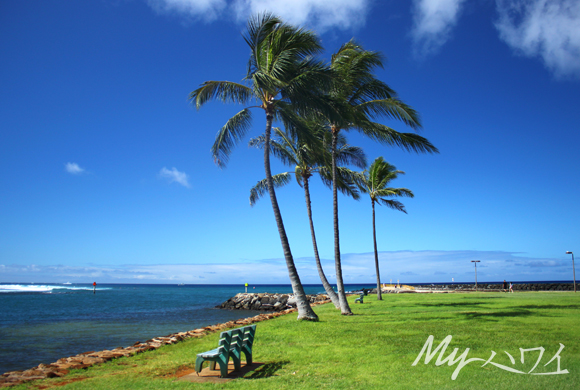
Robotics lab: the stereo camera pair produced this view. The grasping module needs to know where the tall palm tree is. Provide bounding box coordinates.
[328,41,438,315]
[189,13,332,321]
[356,157,413,300]
[249,125,366,308]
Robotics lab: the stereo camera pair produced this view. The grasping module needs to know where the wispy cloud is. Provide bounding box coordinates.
[0,262,290,284]
[231,0,370,32]
[410,0,467,58]
[146,0,370,31]
[65,162,85,175]
[159,167,191,188]
[336,250,571,284]
[1,250,572,284]
[146,0,227,21]
[495,0,580,79]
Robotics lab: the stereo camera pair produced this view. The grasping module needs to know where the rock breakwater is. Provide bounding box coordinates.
[218,292,331,311]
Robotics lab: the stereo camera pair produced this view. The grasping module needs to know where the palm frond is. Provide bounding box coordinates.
[248,130,298,167]
[357,97,422,129]
[349,79,396,106]
[250,71,283,99]
[358,157,413,213]
[376,188,414,198]
[189,81,254,109]
[319,166,362,200]
[358,122,439,154]
[211,108,253,168]
[282,58,332,105]
[294,167,304,187]
[244,13,282,75]
[335,143,367,169]
[326,41,439,167]
[275,102,318,148]
[330,40,360,64]
[249,172,292,206]
[376,199,407,213]
[330,43,386,99]
[268,23,323,63]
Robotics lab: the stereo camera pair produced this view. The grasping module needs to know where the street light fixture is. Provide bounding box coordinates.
[471,260,480,291]
[565,251,576,293]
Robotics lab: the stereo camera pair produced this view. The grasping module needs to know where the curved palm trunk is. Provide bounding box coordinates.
[331,129,353,315]
[264,111,318,321]
[372,200,382,300]
[303,178,340,308]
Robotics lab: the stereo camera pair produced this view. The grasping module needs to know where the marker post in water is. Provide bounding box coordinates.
[245,283,248,293]
[93,282,96,294]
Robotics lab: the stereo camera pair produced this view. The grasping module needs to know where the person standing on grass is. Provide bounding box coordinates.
[509,282,513,293]
[503,280,507,292]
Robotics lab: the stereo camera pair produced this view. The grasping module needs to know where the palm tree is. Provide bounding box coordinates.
[356,157,413,300]
[249,125,366,309]
[328,41,438,315]
[189,13,332,321]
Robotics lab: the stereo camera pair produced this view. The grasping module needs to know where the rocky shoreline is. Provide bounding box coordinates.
[217,292,330,311]
[0,303,324,388]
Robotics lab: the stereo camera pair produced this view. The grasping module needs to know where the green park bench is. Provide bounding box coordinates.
[354,292,364,303]
[195,325,257,378]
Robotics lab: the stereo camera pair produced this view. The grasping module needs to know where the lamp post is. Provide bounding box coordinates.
[471,260,480,291]
[565,252,576,293]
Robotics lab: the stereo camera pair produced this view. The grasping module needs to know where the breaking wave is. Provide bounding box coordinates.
[0,284,108,293]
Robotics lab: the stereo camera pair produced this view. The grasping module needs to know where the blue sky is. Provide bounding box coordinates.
[1,0,579,285]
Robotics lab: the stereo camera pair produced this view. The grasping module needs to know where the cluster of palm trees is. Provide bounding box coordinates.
[189,13,438,321]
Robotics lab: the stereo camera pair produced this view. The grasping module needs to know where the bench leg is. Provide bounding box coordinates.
[218,356,229,378]
[230,351,241,371]
[242,349,252,366]
[195,356,205,374]
[196,357,229,378]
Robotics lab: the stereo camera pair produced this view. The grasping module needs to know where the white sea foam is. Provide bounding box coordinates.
[0,284,101,293]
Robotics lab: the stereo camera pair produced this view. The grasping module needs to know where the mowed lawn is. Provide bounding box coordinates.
[16,292,579,390]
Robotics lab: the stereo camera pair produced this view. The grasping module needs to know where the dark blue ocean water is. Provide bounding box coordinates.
[0,283,374,374]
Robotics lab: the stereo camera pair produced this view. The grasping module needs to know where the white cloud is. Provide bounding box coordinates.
[338,250,570,283]
[0,250,570,284]
[231,0,370,32]
[146,0,227,21]
[0,262,291,284]
[159,167,191,188]
[411,0,467,58]
[65,162,85,175]
[495,0,580,78]
[146,0,369,31]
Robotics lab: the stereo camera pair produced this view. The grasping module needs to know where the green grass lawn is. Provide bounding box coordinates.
[15,292,579,390]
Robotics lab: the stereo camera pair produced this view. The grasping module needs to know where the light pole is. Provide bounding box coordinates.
[471,260,480,291]
[565,252,576,293]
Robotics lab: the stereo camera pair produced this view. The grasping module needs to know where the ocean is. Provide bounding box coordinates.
[0,283,374,374]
